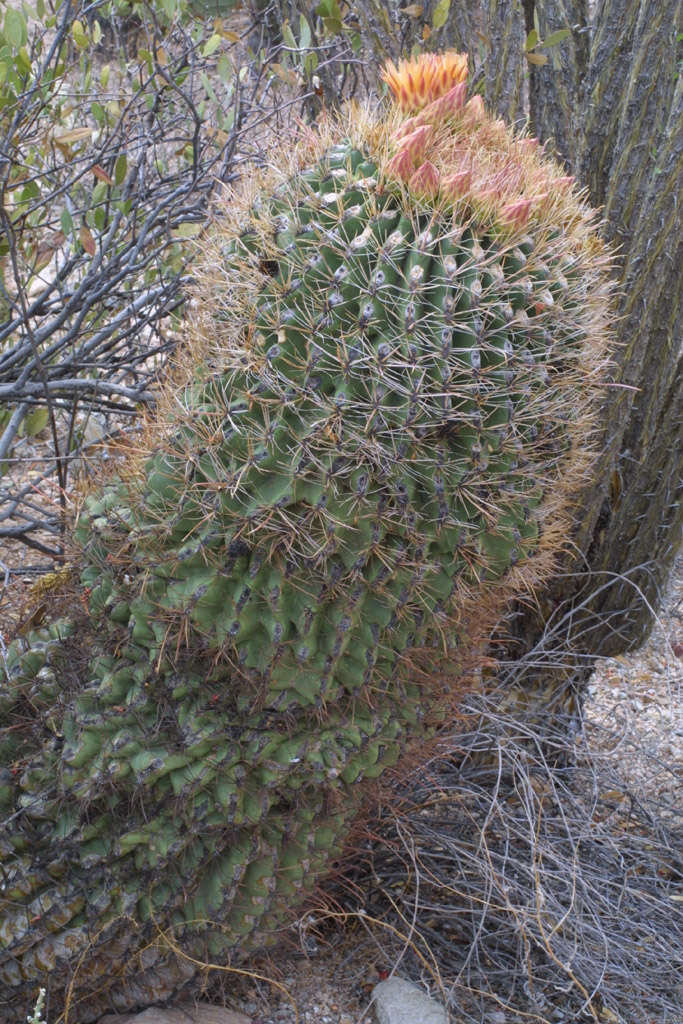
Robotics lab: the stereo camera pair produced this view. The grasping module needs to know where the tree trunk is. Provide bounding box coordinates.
[522,0,682,657]
[481,0,527,123]
[523,0,589,170]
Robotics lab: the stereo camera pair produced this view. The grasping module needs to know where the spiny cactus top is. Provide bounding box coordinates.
[0,52,612,1022]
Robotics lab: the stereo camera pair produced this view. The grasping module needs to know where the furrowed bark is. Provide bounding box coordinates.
[599,0,680,248]
[580,68,683,651]
[483,0,527,123]
[437,0,481,61]
[525,0,589,171]
[513,0,682,658]
[577,0,679,212]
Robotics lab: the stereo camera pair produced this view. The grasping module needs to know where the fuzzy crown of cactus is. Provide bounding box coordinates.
[1,52,612,1022]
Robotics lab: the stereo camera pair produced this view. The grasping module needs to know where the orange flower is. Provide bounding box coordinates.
[382,51,468,112]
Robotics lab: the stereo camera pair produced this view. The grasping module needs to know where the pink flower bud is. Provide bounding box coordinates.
[501,198,533,228]
[441,168,472,199]
[477,186,500,203]
[419,81,468,123]
[393,116,420,142]
[400,123,434,160]
[409,161,440,196]
[463,95,485,121]
[386,146,416,181]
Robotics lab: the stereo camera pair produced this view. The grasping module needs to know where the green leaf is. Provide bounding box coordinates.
[282,21,297,51]
[219,106,234,132]
[217,53,232,82]
[91,100,105,124]
[432,0,450,31]
[200,69,218,106]
[92,181,108,205]
[526,28,539,51]
[23,407,49,437]
[60,208,73,234]
[20,180,40,203]
[202,32,222,57]
[4,9,27,48]
[172,222,203,238]
[114,153,127,185]
[72,19,89,49]
[16,46,31,75]
[100,63,110,89]
[299,13,311,50]
[543,28,571,48]
[316,0,342,35]
[138,48,154,74]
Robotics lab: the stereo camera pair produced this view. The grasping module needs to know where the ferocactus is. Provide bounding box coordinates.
[0,51,612,1022]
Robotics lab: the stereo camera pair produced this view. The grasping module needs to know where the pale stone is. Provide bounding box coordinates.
[372,977,447,1024]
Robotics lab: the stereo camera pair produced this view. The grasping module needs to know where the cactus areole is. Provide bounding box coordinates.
[1,53,612,1021]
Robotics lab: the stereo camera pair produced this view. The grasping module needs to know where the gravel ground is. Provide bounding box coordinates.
[584,556,682,824]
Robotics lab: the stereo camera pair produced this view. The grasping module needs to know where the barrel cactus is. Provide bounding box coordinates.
[0,52,612,1021]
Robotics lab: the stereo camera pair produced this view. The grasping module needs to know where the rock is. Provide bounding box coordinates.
[372,977,447,1024]
[97,1003,252,1024]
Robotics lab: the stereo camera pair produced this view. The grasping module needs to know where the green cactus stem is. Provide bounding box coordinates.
[0,51,612,1022]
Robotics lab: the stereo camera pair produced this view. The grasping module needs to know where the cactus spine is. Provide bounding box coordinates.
[0,52,612,1021]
